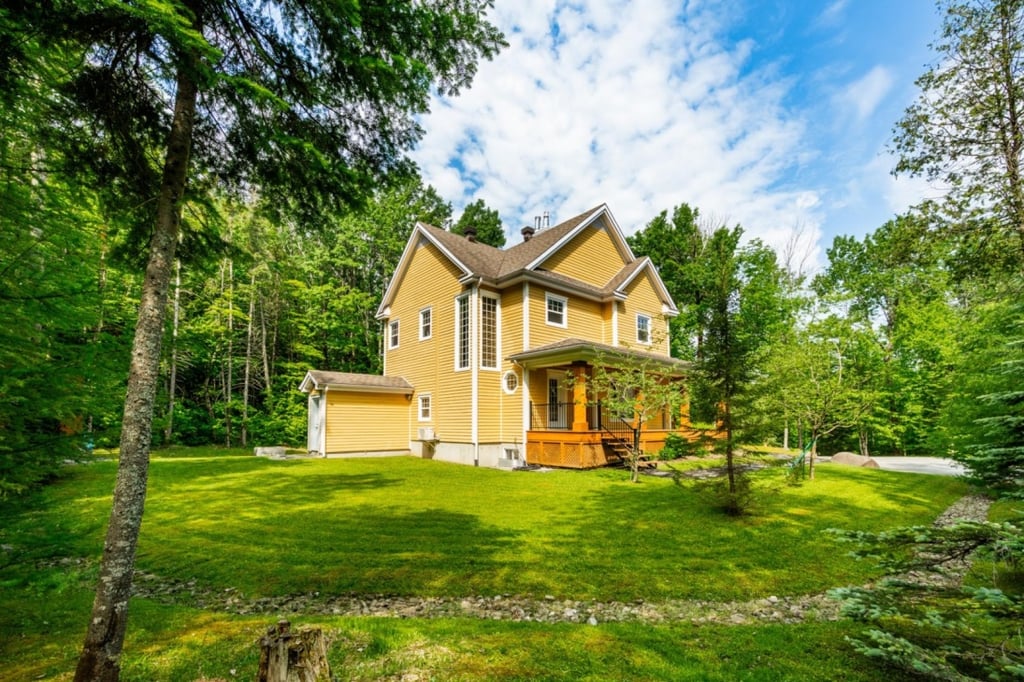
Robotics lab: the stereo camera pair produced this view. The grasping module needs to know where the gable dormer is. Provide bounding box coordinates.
[534,216,631,286]
[516,205,635,288]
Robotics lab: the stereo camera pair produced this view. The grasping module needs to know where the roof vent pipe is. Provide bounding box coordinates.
[543,211,550,228]
[464,226,477,242]
[534,215,541,230]
[521,225,535,242]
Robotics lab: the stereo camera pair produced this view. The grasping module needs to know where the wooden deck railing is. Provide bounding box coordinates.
[530,402,600,430]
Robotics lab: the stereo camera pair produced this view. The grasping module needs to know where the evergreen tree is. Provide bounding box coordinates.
[950,298,1024,496]
[696,226,788,506]
[3,3,504,679]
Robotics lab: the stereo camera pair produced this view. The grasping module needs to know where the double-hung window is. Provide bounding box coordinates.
[480,295,498,369]
[420,307,432,340]
[389,320,400,349]
[455,294,470,370]
[636,314,651,344]
[545,293,567,328]
[418,394,431,421]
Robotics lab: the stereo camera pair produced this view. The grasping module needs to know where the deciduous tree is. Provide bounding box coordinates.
[452,197,504,247]
[4,3,504,679]
[892,0,1024,268]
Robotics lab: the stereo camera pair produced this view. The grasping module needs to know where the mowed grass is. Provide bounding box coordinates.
[0,451,976,681]
[3,595,883,682]
[3,452,967,603]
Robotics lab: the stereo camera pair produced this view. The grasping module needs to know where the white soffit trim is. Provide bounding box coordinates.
[615,258,679,316]
[298,371,317,393]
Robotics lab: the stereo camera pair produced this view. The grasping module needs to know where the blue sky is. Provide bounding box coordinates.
[412,0,943,271]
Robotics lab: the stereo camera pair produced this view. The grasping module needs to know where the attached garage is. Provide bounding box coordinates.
[299,370,414,456]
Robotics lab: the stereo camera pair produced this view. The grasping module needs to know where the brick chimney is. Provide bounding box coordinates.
[521,225,535,242]
[463,226,477,242]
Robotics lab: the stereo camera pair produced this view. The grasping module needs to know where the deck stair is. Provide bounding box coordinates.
[600,428,655,468]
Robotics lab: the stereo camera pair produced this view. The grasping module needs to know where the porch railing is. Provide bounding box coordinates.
[601,414,635,447]
[529,401,677,433]
[530,402,600,430]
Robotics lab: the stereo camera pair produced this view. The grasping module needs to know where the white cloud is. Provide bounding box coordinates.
[413,0,826,261]
[814,0,849,29]
[835,65,894,123]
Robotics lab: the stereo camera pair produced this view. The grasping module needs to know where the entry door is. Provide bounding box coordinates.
[546,371,568,428]
[307,394,322,453]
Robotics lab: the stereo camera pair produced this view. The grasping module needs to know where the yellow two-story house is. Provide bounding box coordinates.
[300,204,692,468]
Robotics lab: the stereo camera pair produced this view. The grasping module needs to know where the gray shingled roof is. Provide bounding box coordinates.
[378,204,678,318]
[301,370,413,392]
[417,205,603,280]
[508,338,690,375]
[603,258,647,294]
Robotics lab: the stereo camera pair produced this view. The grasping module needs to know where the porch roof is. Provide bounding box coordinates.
[299,370,414,394]
[507,338,690,376]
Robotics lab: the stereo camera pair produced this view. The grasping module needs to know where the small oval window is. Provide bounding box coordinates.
[503,370,519,394]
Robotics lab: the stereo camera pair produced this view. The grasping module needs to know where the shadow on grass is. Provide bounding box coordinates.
[149,457,404,499]
[554,465,969,602]
[137,504,527,598]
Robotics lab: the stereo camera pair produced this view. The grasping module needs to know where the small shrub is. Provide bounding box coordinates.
[658,432,716,460]
[658,433,688,460]
[676,464,780,516]
[692,473,758,516]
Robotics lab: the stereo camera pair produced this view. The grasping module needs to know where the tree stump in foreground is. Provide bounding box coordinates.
[257,619,332,682]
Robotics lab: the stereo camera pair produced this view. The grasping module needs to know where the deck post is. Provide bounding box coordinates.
[571,362,589,431]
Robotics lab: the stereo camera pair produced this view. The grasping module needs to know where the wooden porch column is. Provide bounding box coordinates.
[571,362,589,431]
[679,397,691,429]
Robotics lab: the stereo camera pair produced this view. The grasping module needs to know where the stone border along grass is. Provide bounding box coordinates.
[42,495,991,627]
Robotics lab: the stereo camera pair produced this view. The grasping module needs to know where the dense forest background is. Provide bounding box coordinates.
[1,0,1022,500]
[2,158,1019,494]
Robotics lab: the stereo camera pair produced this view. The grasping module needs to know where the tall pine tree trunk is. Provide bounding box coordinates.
[242,272,256,447]
[165,258,181,444]
[225,257,233,447]
[262,291,274,398]
[75,59,198,682]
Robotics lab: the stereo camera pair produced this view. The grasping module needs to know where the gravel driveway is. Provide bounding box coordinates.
[826,456,966,476]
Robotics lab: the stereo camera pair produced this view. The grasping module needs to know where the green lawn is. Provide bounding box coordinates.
[0,451,973,680]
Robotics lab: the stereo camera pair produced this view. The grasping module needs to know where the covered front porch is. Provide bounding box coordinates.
[509,339,703,469]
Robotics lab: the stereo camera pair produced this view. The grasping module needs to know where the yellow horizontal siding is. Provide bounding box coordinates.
[539,223,626,287]
[325,391,408,452]
[619,272,670,355]
[385,240,471,442]
[528,286,605,348]
[479,287,522,442]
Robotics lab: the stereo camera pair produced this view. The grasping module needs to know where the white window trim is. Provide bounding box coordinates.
[419,307,432,340]
[455,293,470,371]
[389,319,400,349]
[636,313,652,345]
[418,393,432,422]
[480,293,500,371]
[502,370,519,395]
[545,292,568,328]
